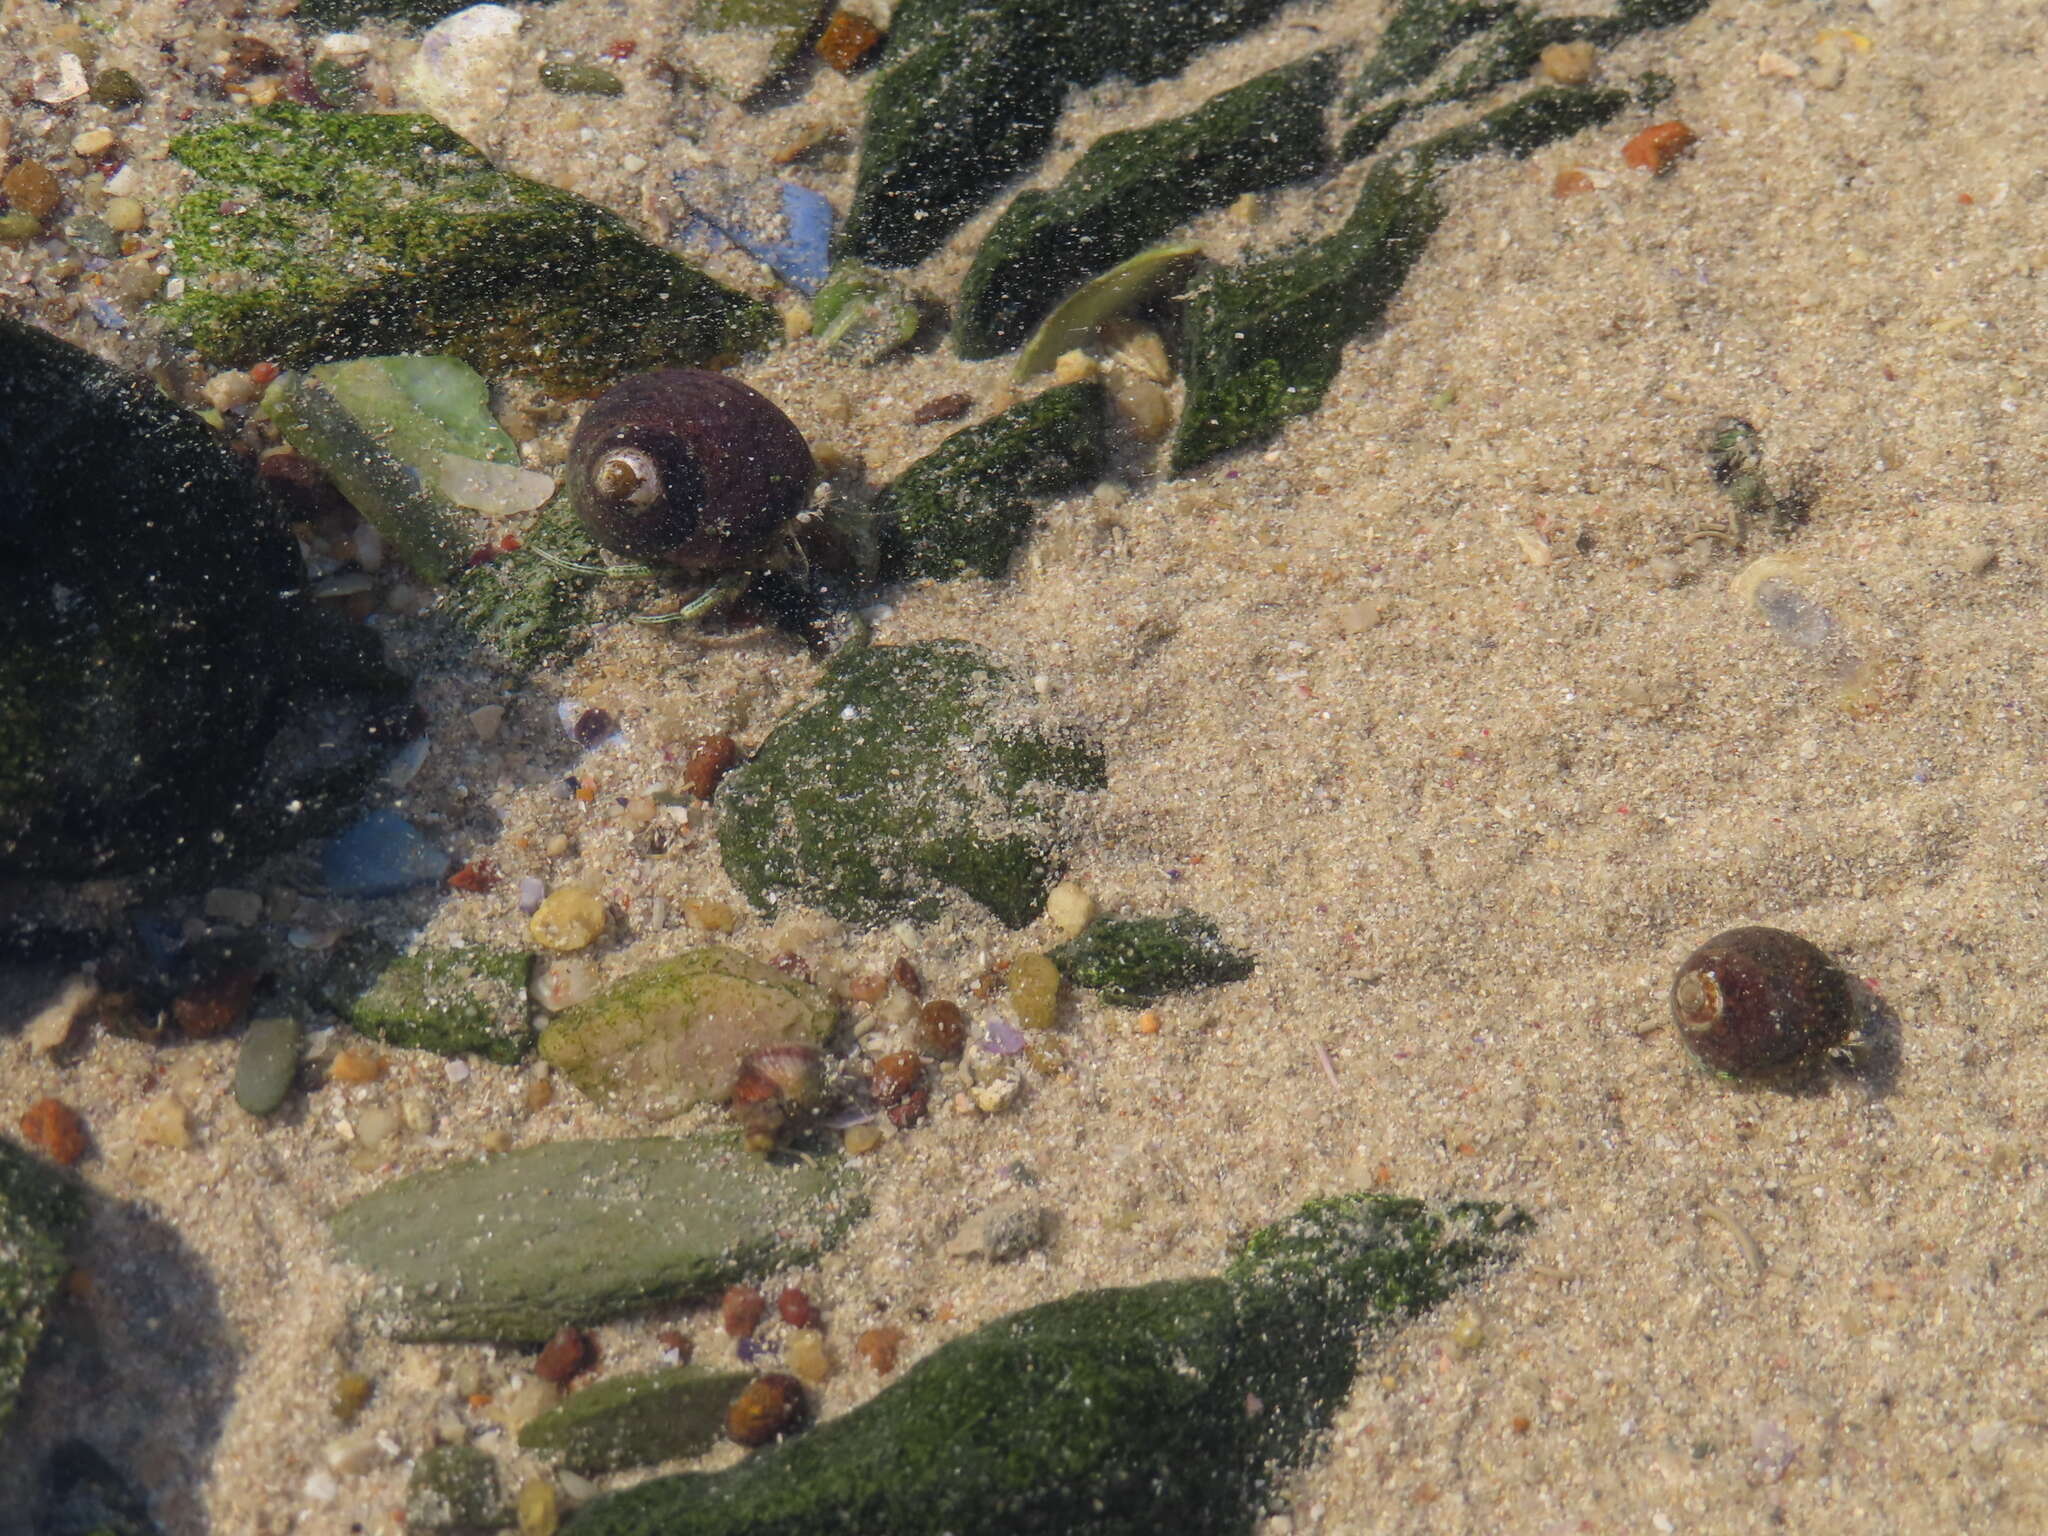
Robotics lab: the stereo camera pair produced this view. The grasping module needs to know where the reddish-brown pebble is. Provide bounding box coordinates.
[885,1088,928,1129]
[891,956,924,998]
[843,972,889,1005]
[911,392,974,426]
[655,1328,693,1362]
[869,1052,922,1106]
[776,1287,816,1329]
[171,966,262,1039]
[1622,120,1696,174]
[854,1326,903,1374]
[815,9,883,72]
[2,162,61,220]
[1552,168,1594,198]
[917,999,967,1058]
[535,1326,593,1384]
[722,1284,767,1338]
[681,734,740,799]
[727,1373,807,1446]
[20,1098,87,1165]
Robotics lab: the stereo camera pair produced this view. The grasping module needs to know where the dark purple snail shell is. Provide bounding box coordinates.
[567,370,815,567]
[1670,925,1855,1078]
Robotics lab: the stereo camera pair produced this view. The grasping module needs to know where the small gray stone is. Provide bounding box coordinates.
[945,1196,1051,1263]
[234,1016,301,1117]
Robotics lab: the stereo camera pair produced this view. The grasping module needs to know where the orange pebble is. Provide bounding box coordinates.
[1622,120,1696,174]
[853,1326,904,1374]
[1135,1010,1162,1035]
[1552,168,1595,198]
[20,1098,87,1165]
[815,10,883,72]
[330,1048,386,1084]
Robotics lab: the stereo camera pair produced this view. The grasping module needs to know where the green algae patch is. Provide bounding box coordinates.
[442,492,602,670]
[718,642,1105,929]
[841,0,1295,267]
[406,1444,504,1533]
[163,106,775,393]
[349,945,534,1064]
[330,1134,862,1343]
[519,1366,752,1473]
[0,1137,84,1432]
[1049,911,1255,1006]
[538,946,836,1120]
[562,1195,1529,1536]
[954,53,1338,361]
[874,382,1108,580]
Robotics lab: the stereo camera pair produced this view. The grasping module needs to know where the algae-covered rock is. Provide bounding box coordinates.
[519,1365,751,1473]
[330,1133,862,1342]
[1049,911,1255,1006]
[718,642,1106,929]
[537,946,834,1118]
[874,382,1107,580]
[162,106,775,393]
[0,315,408,885]
[442,492,602,669]
[293,0,507,27]
[0,1137,84,1432]
[350,945,535,1064]
[811,260,921,366]
[841,0,1295,267]
[954,52,1338,360]
[38,1441,163,1536]
[406,1444,504,1533]
[1173,85,1626,472]
[563,1195,1529,1535]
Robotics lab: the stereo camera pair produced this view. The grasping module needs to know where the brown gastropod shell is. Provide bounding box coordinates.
[1669,925,1855,1078]
[567,370,815,566]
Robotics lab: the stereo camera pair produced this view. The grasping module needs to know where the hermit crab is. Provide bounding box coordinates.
[554,368,875,642]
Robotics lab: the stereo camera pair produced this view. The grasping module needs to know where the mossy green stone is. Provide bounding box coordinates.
[163,106,774,392]
[350,945,535,1065]
[842,0,1295,267]
[717,642,1106,929]
[874,382,1107,580]
[563,1195,1529,1535]
[406,1444,504,1533]
[234,1015,302,1117]
[330,1134,862,1342]
[1049,911,1255,1006]
[954,53,1338,360]
[537,947,835,1119]
[443,492,601,669]
[0,1138,83,1432]
[519,1366,752,1473]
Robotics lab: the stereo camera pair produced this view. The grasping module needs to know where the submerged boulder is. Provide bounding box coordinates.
[0,316,408,888]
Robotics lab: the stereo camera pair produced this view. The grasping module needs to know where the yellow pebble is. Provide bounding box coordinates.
[1043,881,1096,941]
[136,1096,193,1149]
[1052,349,1101,385]
[330,1048,385,1084]
[787,1329,833,1383]
[843,1123,885,1156]
[1538,40,1596,84]
[71,127,117,157]
[529,888,607,951]
[683,897,737,933]
[1007,953,1061,1031]
[517,1478,561,1536]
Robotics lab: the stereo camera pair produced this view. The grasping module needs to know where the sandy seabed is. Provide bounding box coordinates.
[4,0,2047,1531]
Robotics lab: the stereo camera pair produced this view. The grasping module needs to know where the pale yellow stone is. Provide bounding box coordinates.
[781,303,813,339]
[355,1104,402,1150]
[1052,349,1101,385]
[683,897,737,933]
[787,1329,833,1383]
[468,704,506,741]
[102,195,145,233]
[530,887,607,950]
[843,1123,885,1156]
[70,127,116,157]
[26,974,95,1055]
[136,1097,194,1150]
[518,1478,561,1536]
[1043,881,1096,941]
[1538,40,1596,84]
[1108,372,1173,442]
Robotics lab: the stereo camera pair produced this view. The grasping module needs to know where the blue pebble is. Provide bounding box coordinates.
[671,170,834,295]
[322,810,450,898]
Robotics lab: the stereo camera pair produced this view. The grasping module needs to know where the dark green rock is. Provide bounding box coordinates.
[1173,86,1627,472]
[329,1134,862,1342]
[349,945,535,1065]
[563,1195,1530,1536]
[39,1441,163,1536]
[88,67,145,109]
[294,0,535,28]
[0,316,407,886]
[841,0,1295,267]
[162,106,775,393]
[874,382,1108,580]
[519,1365,752,1473]
[717,641,1105,928]
[1049,912,1255,1006]
[954,52,1338,360]
[539,59,625,96]
[234,1015,303,1117]
[0,1138,84,1433]
[406,1444,503,1533]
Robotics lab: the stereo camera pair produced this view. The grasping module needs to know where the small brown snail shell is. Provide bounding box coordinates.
[1670,925,1855,1078]
[567,370,815,566]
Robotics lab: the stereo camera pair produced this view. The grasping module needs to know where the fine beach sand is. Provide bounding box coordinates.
[4,0,2047,1531]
